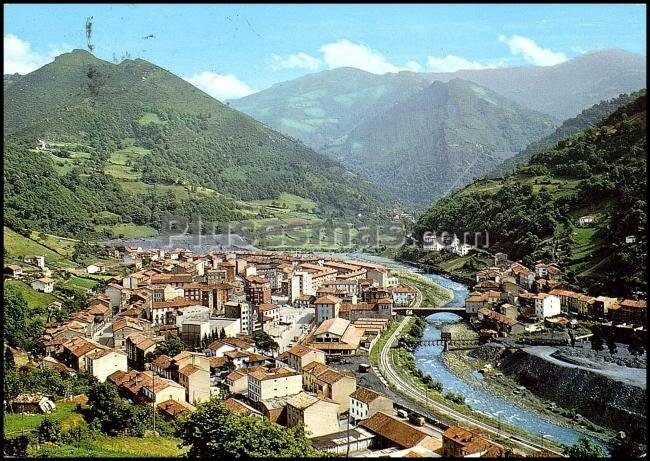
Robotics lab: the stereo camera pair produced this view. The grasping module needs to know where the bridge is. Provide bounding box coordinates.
[393,306,470,320]
[418,338,479,351]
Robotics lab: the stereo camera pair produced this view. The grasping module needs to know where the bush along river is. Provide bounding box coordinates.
[345,252,607,450]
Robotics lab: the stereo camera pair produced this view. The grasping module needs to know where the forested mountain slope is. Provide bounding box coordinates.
[410,94,647,298]
[324,79,556,207]
[490,90,645,176]
[3,50,386,237]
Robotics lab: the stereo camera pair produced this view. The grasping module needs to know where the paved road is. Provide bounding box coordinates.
[376,316,563,456]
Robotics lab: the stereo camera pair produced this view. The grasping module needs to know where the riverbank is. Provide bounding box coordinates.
[395,270,453,306]
[439,343,614,443]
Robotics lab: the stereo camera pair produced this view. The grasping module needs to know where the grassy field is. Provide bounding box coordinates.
[369,316,403,366]
[395,272,453,306]
[4,403,83,436]
[4,227,78,269]
[5,401,187,458]
[28,435,188,458]
[95,223,159,239]
[4,279,59,313]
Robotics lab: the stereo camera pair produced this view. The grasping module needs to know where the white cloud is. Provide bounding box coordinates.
[184,71,254,101]
[270,52,321,70]
[4,34,74,74]
[426,54,489,73]
[404,60,422,72]
[319,39,401,74]
[498,34,567,66]
[4,34,46,74]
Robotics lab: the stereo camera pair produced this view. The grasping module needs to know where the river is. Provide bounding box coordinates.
[343,252,606,449]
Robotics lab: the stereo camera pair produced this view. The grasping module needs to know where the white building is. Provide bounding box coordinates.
[247,367,302,403]
[314,295,341,324]
[534,293,561,319]
[31,277,54,293]
[83,349,128,383]
[578,215,594,226]
[423,232,445,251]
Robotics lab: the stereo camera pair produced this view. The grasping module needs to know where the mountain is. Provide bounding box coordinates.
[324,79,556,207]
[3,50,386,238]
[489,90,646,176]
[409,94,647,298]
[230,67,434,151]
[427,48,646,121]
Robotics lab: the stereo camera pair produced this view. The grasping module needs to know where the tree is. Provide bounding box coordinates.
[4,286,33,350]
[87,381,131,435]
[147,337,186,361]
[37,417,62,443]
[177,399,321,457]
[563,437,608,458]
[252,330,279,354]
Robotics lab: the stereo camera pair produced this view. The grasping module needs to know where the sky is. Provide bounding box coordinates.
[4,4,647,100]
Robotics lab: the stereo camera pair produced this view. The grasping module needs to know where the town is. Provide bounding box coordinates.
[4,234,645,457]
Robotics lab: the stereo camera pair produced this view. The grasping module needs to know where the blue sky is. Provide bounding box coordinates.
[4,3,647,100]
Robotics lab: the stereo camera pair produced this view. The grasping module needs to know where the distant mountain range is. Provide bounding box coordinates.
[323,78,556,206]
[410,93,647,298]
[231,48,646,207]
[3,50,385,237]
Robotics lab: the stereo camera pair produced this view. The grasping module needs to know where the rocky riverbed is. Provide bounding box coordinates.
[440,343,614,440]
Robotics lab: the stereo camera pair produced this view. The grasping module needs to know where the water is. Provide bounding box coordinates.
[341,252,606,448]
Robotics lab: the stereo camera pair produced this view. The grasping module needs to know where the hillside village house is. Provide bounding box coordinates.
[24,254,45,269]
[32,277,55,293]
[534,293,561,318]
[86,263,106,274]
[442,426,505,457]
[286,344,326,371]
[314,295,342,323]
[286,392,340,438]
[359,412,441,453]
[578,215,595,226]
[83,348,128,382]
[613,299,647,325]
[247,367,302,403]
[4,264,23,277]
[302,361,357,413]
[389,284,416,306]
[349,386,393,423]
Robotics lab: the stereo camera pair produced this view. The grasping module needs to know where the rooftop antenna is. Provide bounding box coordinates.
[86,16,95,52]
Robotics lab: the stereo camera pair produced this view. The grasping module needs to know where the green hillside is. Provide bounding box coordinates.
[3,50,386,238]
[410,94,647,298]
[230,67,434,151]
[490,90,645,176]
[326,79,556,207]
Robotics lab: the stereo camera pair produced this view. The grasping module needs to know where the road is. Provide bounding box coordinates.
[376,315,563,456]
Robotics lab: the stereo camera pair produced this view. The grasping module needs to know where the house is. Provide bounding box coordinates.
[247,367,302,403]
[112,317,145,349]
[613,299,647,325]
[359,412,440,452]
[24,255,45,269]
[4,264,23,277]
[224,366,265,395]
[294,294,315,309]
[592,296,619,319]
[86,263,106,274]
[302,361,357,413]
[286,344,326,371]
[177,363,211,404]
[510,262,534,289]
[307,317,363,356]
[625,235,637,244]
[477,308,525,335]
[493,252,508,268]
[286,392,340,438]
[9,394,56,414]
[157,399,196,419]
[32,277,55,293]
[423,232,445,251]
[349,387,393,424]
[314,295,342,323]
[110,370,187,405]
[441,425,505,457]
[222,397,262,417]
[83,348,128,382]
[389,284,416,306]
[125,333,159,369]
[578,215,594,226]
[534,293,561,319]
